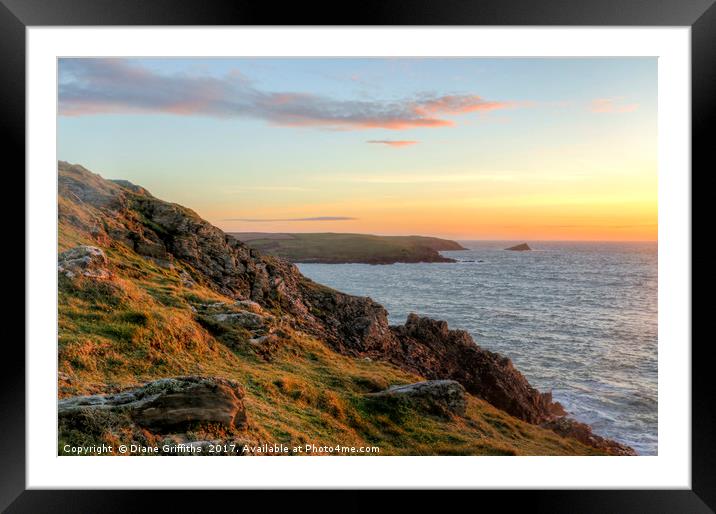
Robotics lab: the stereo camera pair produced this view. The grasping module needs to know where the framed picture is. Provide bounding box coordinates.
[6,0,712,510]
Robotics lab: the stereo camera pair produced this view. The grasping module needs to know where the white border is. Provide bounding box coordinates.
[27,27,690,489]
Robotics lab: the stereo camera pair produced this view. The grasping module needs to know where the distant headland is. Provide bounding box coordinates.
[229,232,467,264]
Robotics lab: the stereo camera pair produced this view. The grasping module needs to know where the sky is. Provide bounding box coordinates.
[58,58,657,241]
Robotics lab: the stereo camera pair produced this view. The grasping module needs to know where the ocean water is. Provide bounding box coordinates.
[298,241,658,455]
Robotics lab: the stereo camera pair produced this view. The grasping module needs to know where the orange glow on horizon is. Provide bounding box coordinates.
[206,168,657,242]
[212,199,657,242]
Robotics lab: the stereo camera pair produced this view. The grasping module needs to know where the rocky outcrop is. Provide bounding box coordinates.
[301,281,395,355]
[234,299,264,314]
[505,243,531,251]
[385,314,563,424]
[58,245,111,279]
[58,163,409,356]
[59,162,306,308]
[541,417,637,456]
[58,376,247,432]
[300,305,565,425]
[370,380,466,416]
[210,311,268,330]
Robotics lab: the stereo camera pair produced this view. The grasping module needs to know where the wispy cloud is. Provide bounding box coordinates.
[323,171,586,185]
[231,185,313,192]
[59,59,514,130]
[546,223,657,229]
[326,173,516,184]
[590,98,639,113]
[366,140,419,147]
[223,216,357,222]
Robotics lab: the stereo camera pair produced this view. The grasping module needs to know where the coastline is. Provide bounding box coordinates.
[230,232,468,265]
[299,242,657,455]
[57,162,637,456]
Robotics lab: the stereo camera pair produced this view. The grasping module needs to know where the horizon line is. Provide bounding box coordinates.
[223,230,657,243]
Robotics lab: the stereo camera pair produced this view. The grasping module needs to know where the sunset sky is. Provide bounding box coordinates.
[58,58,657,241]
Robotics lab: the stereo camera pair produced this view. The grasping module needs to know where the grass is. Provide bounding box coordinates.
[229,232,465,264]
[57,194,600,456]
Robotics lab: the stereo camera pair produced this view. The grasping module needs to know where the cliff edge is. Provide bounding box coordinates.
[56,161,634,455]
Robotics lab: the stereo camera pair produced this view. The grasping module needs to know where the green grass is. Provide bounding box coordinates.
[57,187,600,456]
[57,247,601,455]
[229,232,466,264]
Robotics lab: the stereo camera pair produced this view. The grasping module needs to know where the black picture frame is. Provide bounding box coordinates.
[3,0,712,511]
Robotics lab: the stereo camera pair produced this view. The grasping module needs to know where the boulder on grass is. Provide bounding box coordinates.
[210,311,267,330]
[58,376,247,432]
[370,380,467,416]
[58,245,111,279]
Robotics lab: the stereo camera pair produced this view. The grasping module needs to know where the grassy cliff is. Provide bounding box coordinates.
[57,161,608,456]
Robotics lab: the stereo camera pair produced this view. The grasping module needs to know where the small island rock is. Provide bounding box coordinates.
[505,243,532,251]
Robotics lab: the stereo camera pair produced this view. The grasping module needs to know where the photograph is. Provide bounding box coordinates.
[56,56,657,457]
[3,0,708,504]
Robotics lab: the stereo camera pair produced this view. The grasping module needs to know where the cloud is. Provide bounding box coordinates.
[58,59,513,130]
[415,95,514,115]
[322,171,585,185]
[223,216,357,222]
[590,98,639,113]
[337,173,516,184]
[366,140,419,147]
[231,185,313,192]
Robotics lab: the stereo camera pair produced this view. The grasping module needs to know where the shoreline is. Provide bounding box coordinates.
[298,244,656,455]
[57,162,639,456]
[229,232,467,265]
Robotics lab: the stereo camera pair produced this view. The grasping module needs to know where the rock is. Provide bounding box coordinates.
[304,284,394,354]
[541,417,637,456]
[210,311,266,330]
[110,179,151,196]
[204,302,229,310]
[58,245,111,279]
[505,243,531,251]
[387,314,559,424]
[179,270,195,288]
[58,376,247,432]
[133,232,170,261]
[248,335,269,345]
[371,380,467,416]
[147,256,174,269]
[58,162,129,210]
[234,299,264,314]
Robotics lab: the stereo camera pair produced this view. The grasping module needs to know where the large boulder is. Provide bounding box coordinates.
[210,311,267,330]
[58,376,247,432]
[371,380,467,416]
[58,245,111,279]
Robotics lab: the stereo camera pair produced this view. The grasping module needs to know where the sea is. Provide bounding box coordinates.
[298,241,658,455]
